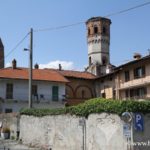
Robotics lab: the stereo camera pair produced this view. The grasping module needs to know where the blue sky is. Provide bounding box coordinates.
[0,0,150,70]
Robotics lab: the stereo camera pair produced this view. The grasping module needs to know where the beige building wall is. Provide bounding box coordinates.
[116,58,150,100]
[97,74,115,99]
[97,56,150,100]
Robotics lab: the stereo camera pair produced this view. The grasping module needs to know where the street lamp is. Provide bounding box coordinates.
[24,28,33,108]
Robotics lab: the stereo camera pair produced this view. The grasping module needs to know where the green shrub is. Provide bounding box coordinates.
[20,98,150,117]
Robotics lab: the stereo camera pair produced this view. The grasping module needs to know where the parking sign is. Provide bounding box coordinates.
[134,113,144,131]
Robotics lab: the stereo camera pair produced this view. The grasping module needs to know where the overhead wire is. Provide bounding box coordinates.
[34,21,84,32]
[34,1,150,33]
[105,1,150,17]
[0,32,29,63]
[2,1,150,61]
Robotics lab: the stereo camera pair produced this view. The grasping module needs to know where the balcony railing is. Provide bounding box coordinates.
[0,93,66,104]
[119,77,150,90]
[121,95,150,100]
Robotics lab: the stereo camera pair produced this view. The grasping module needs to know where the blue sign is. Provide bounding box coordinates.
[134,113,144,131]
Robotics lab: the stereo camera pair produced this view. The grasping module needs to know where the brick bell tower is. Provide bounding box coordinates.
[0,38,4,68]
[86,17,111,76]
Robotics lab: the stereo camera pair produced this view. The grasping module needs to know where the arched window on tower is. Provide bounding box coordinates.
[88,28,90,35]
[94,26,98,34]
[102,57,107,65]
[103,27,106,34]
[89,57,92,66]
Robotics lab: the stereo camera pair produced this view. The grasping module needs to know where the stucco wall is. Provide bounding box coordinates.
[0,79,66,112]
[0,80,65,101]
[20,113,128,150]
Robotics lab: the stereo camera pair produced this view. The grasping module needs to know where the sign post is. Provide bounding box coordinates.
[121,112,133,150]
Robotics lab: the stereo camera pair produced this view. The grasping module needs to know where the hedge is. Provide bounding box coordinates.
[20,98,150,117]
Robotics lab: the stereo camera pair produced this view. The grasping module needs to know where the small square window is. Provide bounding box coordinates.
[134,66,145,79]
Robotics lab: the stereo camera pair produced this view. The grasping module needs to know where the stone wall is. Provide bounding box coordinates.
[20,113,128,150]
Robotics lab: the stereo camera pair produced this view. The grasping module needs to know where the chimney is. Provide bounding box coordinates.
[12,59,17,69]
[34,63,39,69]
[59,64,62,71]
[133,53,142,60]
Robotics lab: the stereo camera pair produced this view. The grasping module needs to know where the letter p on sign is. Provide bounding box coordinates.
[134,113,144,131]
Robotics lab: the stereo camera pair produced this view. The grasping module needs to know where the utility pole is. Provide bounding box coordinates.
[29,28,33,108]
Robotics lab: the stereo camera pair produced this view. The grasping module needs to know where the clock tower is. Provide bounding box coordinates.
[86,17,111,76]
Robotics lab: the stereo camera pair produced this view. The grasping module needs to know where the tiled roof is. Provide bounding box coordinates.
[0,68,69,83]
[115,55,150,70]
[57,70,97,79]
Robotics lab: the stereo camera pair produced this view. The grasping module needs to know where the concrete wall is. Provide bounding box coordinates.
[20,113,128,150]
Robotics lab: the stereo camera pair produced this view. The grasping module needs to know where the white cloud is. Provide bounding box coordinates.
[39,60,74,70]
[5,62,11,68]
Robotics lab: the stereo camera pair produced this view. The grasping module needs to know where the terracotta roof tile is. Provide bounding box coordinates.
[57,70,97,79]
[0,68,69,83]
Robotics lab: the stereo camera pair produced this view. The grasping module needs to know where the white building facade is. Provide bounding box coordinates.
[0,63,69,113]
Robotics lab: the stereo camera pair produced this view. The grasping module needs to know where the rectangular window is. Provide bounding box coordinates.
[125,90,129,99]
[101,93,106,98]
[32,85,38,95]
[136,87,147,98]
[6,83,13,99]
[32,85,38,100]
[130,89,134,98]
[124,71,130,82]
[113,90,116,99]
[134,66,145,79]
[129,87,147,99]
[5,108,13,113]
[52,86,59,101]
